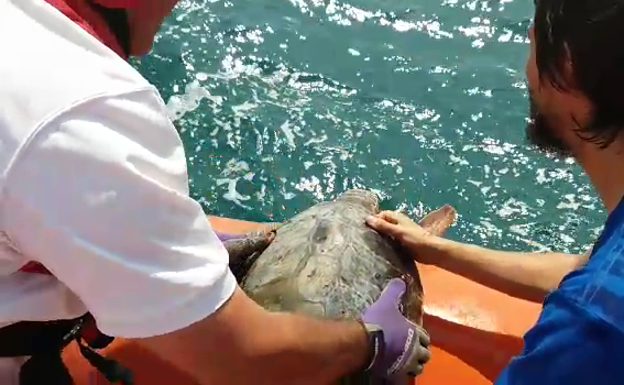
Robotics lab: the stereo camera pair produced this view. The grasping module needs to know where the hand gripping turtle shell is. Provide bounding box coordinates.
[225,189,457,384]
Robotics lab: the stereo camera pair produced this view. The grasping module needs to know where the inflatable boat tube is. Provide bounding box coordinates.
[61,215,542,384]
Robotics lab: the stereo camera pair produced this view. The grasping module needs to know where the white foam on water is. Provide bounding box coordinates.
[279,120,297,149]
[557,194,581,211]
[215,177,252,209]
[496,198,531,218]
[166,80,224,121]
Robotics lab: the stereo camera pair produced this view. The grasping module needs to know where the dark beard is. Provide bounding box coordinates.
[526,94,572,158]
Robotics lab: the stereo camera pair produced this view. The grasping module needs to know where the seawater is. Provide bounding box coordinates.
[131,0,605,254]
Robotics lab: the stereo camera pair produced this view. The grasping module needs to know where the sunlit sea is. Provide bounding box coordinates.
[131,0,605,254]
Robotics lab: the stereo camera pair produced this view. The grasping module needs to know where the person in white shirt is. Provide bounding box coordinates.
[0,1,431,384]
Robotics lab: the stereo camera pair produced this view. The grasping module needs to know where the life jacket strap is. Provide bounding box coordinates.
[0,313,133,384]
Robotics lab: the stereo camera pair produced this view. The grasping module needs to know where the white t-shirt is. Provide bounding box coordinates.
[0,1,236,382]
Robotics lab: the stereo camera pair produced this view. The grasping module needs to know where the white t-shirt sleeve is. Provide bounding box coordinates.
[2,87,237,338]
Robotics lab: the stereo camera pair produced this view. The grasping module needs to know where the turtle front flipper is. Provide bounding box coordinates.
[417,204,457,237]
[225,222,282,282]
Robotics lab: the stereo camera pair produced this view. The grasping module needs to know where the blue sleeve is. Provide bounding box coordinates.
[494,291,623,385]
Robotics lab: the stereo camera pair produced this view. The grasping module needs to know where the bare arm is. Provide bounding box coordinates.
[137,286,370,385]
[427,238,592,303]
[365,211,592,304]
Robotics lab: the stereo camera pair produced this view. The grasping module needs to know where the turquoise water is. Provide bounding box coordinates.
[133,0,605,254]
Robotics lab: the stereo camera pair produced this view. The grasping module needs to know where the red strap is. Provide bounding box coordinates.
[18,261,52,275]
[92,0,140,8]
[44,0,128,59]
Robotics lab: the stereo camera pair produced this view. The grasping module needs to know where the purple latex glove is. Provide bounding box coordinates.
[214,231,245,242]
[360,278,431,379]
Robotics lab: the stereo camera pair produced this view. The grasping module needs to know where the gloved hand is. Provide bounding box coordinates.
[360,278,431,380]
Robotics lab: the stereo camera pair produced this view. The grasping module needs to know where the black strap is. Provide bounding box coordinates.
[0,316,82,357]
[0,313,133,385]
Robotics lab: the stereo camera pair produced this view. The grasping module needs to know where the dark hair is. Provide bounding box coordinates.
[533,0,624,148]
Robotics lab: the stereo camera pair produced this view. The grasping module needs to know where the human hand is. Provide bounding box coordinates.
[360,278,431,380]
[365,210,441,265]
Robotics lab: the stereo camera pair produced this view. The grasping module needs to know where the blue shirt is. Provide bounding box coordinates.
[494,198,624,384]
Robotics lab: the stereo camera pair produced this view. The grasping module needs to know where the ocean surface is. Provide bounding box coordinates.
[132,0,605,254]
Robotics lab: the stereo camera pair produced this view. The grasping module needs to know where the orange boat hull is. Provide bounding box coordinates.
[62,216,541,384]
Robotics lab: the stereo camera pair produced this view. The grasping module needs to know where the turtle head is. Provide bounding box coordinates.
[336,189,379,213]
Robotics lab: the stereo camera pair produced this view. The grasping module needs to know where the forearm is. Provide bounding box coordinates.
[231,312,369,384]
[139,287,370,385]
[428,238,587,303]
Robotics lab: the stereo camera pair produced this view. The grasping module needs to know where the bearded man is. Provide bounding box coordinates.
[366,1,624,383]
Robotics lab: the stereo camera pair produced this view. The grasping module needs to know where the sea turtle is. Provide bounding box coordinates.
[224,188,457,383]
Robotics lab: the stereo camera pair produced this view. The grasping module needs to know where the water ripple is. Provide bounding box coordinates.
[132,0,605,254]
